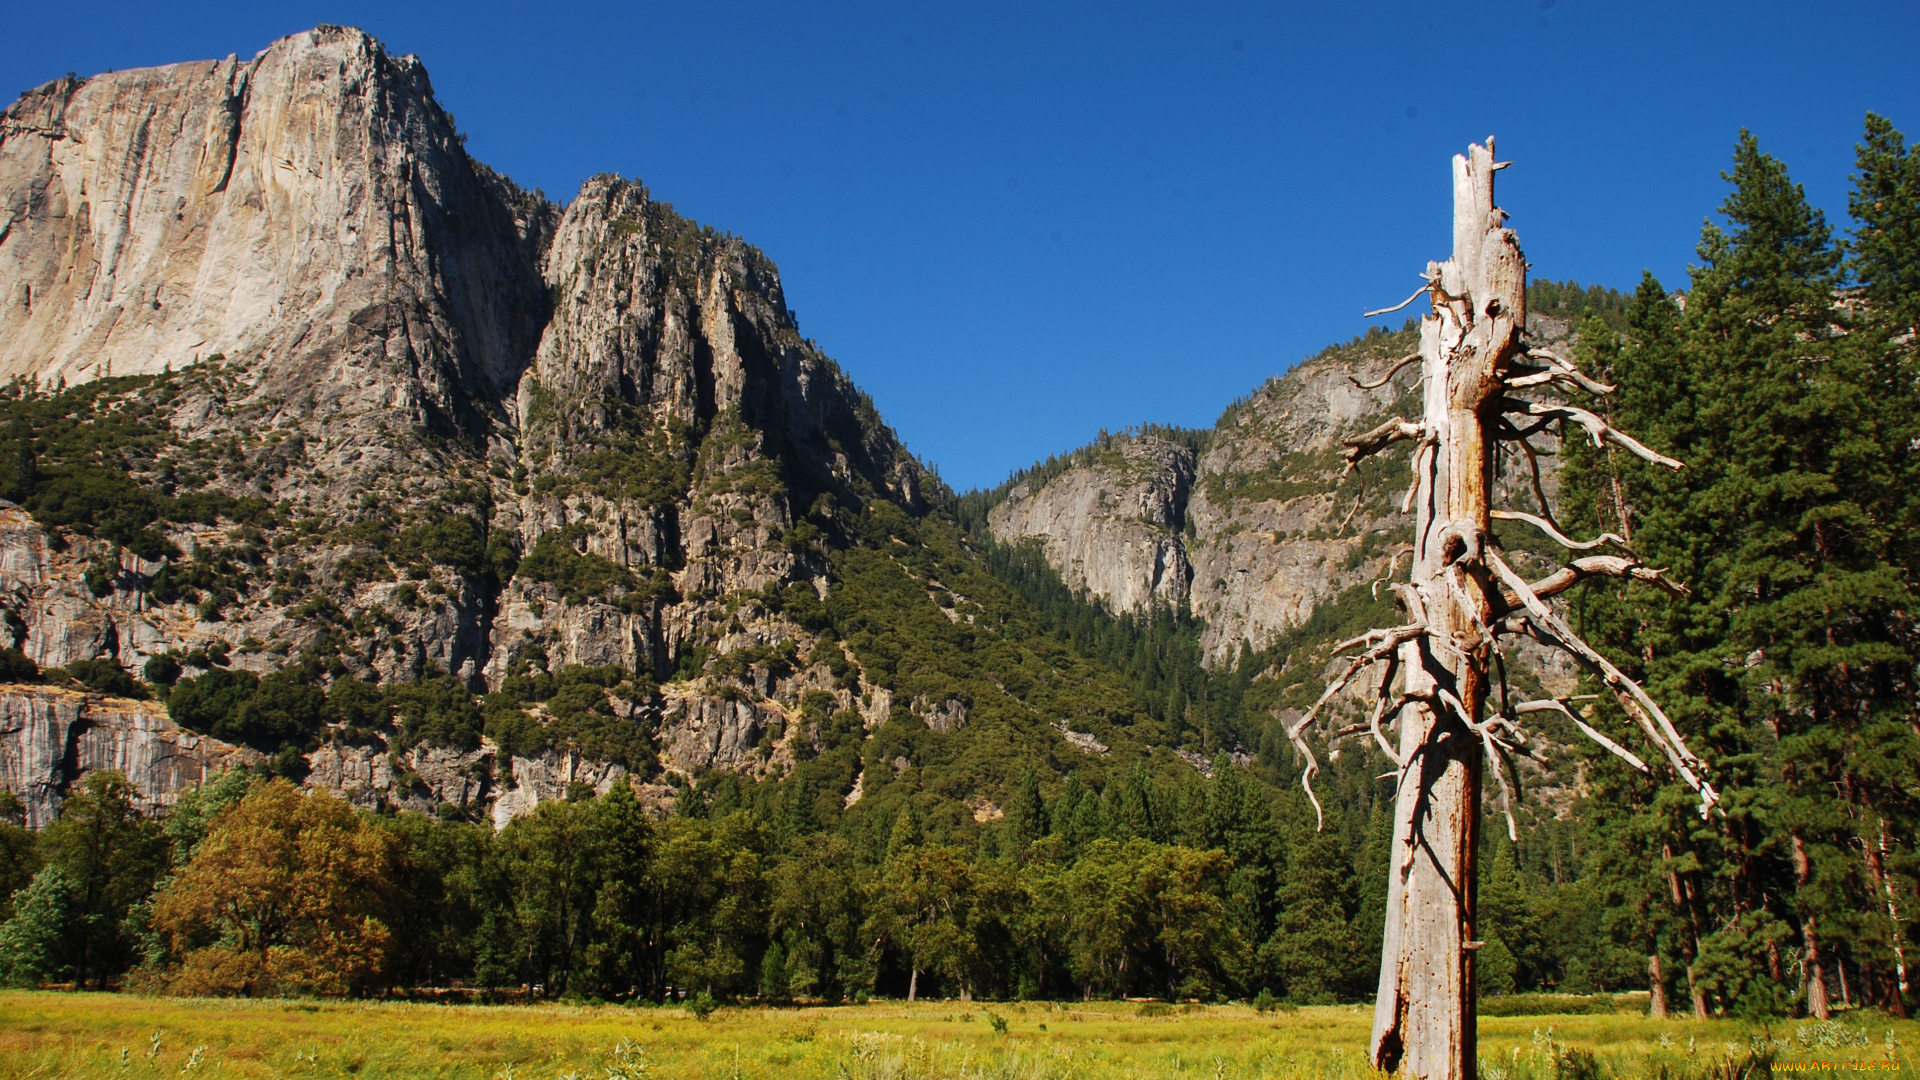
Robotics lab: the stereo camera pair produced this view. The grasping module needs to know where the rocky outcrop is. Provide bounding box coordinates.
[0,25,1162,829]
[987,436,1194,612]
[0,26,551,419]
[656,688,774,776]
[487,752,634,830]
[982,319,1580,668]
[1184,346,1420,663]
[0,27,927,792]
[0,684,258,826]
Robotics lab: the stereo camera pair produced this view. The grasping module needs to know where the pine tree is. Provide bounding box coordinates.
[1564,131,1916,1019]
[1850,113,1920,334]
[1003,767,1046,851]
[581,783,657,999]
[1843,111,1920,1017]
[1261,829,1358,1003]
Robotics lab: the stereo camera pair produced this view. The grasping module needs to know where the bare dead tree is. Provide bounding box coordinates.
[1285,139,1719,1080]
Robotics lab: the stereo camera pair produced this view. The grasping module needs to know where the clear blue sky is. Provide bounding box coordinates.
[10,2,1917,491]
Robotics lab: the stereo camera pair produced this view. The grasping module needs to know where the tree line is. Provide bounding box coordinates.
[1555,115,1920,1019]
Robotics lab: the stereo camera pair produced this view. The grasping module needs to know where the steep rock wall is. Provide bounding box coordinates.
[987,436,1194,612]
[0,684,258,826]
[983,320,1577,668]
[0,27,940,823]
[0,26,552,425]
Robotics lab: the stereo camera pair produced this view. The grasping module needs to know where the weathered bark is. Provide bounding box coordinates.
[1791,830,1832,1019]
[1292,138,1715,1080]
[1649,953,1669,1019]
[1865,815,1911,1014]
[1367,141,1520,1080]
[1663,845,1712,1019]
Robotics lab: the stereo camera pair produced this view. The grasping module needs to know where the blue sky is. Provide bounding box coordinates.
[11,2,1918,491]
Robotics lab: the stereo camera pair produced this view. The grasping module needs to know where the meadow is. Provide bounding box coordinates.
[0,992,1912,1079]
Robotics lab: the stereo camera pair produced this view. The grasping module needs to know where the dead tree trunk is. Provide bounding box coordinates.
[1287,138,1719,1080]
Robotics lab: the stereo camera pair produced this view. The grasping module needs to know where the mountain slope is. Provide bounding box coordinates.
[976,303,1616,668]
[0,27,1197,826]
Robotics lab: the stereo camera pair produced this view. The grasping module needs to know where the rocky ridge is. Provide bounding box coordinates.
[986,320,1580,667]
[986,435,1196,613]
[0,28,944,822]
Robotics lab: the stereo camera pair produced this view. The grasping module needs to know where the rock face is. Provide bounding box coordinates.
[0,684,258,826]
[986,321,1577,667]
[987,436,1195,612]
[0,27,938,825]
[0,25,550,416]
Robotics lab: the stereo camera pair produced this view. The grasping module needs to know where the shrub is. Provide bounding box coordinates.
[52,657,147,699]
[0,647,39,683]
[515,531,637,604]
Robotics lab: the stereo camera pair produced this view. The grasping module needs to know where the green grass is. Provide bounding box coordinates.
[0,992,1913,1078]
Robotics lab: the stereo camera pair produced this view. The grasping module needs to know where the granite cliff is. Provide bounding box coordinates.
[0,27,940,822]
[984,320,1582,669]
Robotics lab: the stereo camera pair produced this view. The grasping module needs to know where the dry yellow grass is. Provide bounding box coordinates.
[0,991,1912,1078]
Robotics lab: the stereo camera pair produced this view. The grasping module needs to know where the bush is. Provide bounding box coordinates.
[168,669,324,754]
[0,647,39,683]
[143,654,181,687]
[52,657,147,699]
[515,530,637,604]
[388,673,485,751]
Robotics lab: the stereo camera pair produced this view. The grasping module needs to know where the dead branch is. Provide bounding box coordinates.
[1489,552,1718,816]
[1502,398,1683,471]
[1367,653,1405,766]
[1513,698,1650,773]
[1400,441,1432,514]
[1519,554,1690,601]
[1341,418,1426,472]
[1523,346,1616,396]
[1287,622,1427,829]
[1499,413,1557,443]
[1351,353,1423,391]
[1338,492,1364,535]
[1491,508,1629,552]
[1511,430,1558,525]
[1479,725,1520,841]
[1363,285,1432,318]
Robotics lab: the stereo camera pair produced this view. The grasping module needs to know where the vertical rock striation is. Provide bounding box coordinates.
[0,25,552,426]
[987,435,1195,612]
[0,684,258,826]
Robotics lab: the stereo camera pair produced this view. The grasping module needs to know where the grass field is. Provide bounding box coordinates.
[0,991,1912,1079]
